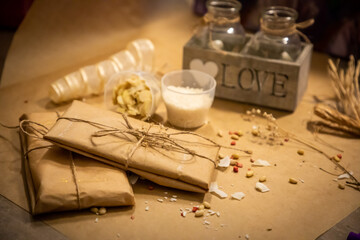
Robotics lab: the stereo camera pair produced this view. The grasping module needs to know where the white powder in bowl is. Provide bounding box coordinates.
[162,86,213,128]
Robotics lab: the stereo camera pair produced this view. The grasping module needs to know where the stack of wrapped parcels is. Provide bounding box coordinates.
[20,101,219,215]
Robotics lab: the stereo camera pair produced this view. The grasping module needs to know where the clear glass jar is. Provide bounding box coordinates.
[243,6,302,61]
[194,0,246,52]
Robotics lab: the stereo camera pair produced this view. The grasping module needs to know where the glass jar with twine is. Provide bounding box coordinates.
[194,0,246,52]
[243,6,314,61]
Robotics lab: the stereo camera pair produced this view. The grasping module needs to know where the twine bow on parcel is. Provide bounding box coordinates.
[55,114,220,170]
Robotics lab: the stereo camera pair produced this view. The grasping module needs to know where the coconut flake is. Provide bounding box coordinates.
[218,156,231,168]
[255,182,270,192]
[338,172,353,180]
[216,212,220,217]
[245,233,250,240]
[94,217,99,223]
[170,198,177,202]
[128,173,139,185]
[208,210,216,215]
[145,206,149,211]
[204,220,211,225]
[209,182,228,198]
[231,192,246,200]
[252,159,271,167]
[157,199,164,203]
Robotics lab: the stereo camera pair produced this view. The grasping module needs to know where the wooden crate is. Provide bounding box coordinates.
[183,36,313,111]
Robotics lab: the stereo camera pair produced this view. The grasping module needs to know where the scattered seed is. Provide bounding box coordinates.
[297,149,304,155]
[230,160,238,166]
[246,170,254,178]
[289,178,298,184]
[233,166,239,173]
[217,130,223,137]
[90,207,99,214]
[232,153,240,159]
[98,207,107,215]
[333,156,341,162]
[203,201,211,209]
[338,183,345,189]
[259,176,266,182]
[195,210,204,217]
[198,204,205,210]
[231,135,239,140]
[337,153,342,159]
[231,141,236,146]
[237,162,243,168]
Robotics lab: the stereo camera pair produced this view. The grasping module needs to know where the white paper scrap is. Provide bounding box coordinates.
[338,171,353,180]
[231,192,246,200]
[255,182,270,193]
[252,159,271,167]
[218,156,231,168]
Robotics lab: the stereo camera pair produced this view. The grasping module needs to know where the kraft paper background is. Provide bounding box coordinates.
[0,0,359,239]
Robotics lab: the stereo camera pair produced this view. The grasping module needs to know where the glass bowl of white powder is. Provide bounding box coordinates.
[161,70,216,129]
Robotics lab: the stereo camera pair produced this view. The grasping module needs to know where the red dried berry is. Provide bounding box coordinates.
[130,215,135,220]
[337,153,342,159]
[284,138,289,142]
[192,207,199,212]
[229,131,233,135]
[250,159,254,163]
[231,141,236,146]
[237,163,243,168]
[233,166,239,173]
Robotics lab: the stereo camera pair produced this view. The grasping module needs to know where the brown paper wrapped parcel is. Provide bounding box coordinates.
[20,112,135,215]
[44,101,219,193]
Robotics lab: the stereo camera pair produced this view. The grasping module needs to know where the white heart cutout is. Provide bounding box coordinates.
[189,59,218,78]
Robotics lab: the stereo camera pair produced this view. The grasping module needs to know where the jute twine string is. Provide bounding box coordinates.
[260,18,314,43]
[1,120,83,209]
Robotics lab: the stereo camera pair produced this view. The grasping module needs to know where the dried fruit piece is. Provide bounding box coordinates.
[289,178,298,184]
[192,207,199,212]
[337,153,342,159]
[231,141,236,146]
[237,162,243,168]
[233,166,239,173]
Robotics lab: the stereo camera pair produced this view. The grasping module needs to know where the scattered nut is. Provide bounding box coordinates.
[289,178,298,184]
[246,170,254,178]
[251,129,260,136]
[231,153,240,159]
[259,176,266,182]
[198,204,205,210]
[195,210,204,217]
[98,207,107,215]
[90,207,99,214]
[338,183,345,189]
[231,135,239,140]
[297,149,304,155]
[333,156,341,162]
[203,201,211,209]
[217,130,223,137]
[235,131,243,136]
[230,160,238,166]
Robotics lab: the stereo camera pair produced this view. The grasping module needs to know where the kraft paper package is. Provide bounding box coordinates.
[44,101,219,193]
[20,112,135,215]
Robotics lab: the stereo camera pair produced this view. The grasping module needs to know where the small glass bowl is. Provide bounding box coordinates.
[161,70,216,129]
